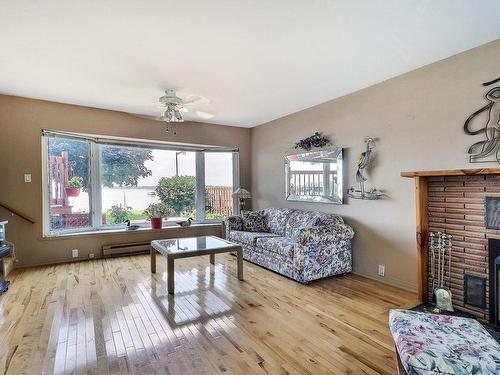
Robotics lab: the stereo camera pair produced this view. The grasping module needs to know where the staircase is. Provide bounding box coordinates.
[3,255,13,278]
[0,221,14,292]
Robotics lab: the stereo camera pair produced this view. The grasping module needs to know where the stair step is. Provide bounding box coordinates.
[3,255,14,278]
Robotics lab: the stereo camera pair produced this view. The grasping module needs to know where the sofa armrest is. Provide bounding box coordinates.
[295,224,354,245]
[223,215,243,238]
[292,224,354,282]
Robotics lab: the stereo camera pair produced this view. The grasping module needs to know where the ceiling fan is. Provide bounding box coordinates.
[135,89,214,135]
[161,89,214,121]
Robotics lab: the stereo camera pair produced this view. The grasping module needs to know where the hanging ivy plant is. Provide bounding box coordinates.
[294,132,330,151]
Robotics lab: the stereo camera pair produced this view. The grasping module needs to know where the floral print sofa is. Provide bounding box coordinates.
[389,309,500,374]
[223,208,354,283]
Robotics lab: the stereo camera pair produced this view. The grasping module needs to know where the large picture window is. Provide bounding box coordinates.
[42,131,239,236]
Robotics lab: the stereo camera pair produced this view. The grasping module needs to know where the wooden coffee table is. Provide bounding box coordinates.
[150,235,243,294]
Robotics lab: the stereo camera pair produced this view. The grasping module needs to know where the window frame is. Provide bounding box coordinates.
[41,132,240,237]
[199,151,240,224]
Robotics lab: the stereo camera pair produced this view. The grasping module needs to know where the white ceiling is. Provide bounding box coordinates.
[1,1,499,127]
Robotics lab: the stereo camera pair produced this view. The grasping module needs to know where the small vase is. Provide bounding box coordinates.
[150,217,163,229]
[65,187,81,197]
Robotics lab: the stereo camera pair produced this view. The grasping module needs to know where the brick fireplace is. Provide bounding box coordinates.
[428,174,500,320]
[402,168,500,323]
[490,239,500,326]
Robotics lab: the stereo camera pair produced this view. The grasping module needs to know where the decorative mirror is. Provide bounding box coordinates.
[284,147,343,204]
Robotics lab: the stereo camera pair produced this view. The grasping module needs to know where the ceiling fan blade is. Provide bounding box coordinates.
[182,95,209,106]
[195,110,214,120]
[131,113,164,121]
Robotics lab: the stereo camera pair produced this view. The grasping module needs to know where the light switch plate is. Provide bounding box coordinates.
[24,174,32,183]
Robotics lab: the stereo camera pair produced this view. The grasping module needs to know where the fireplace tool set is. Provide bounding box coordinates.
[429,232,453,312]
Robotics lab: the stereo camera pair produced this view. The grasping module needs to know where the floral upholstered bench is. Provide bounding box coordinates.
[389,309,500,375]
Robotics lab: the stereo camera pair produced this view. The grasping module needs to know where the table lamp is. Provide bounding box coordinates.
[233,188,252,211]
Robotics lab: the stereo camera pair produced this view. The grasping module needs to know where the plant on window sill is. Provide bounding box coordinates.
[143,202,173,229]
[65,176,83,197]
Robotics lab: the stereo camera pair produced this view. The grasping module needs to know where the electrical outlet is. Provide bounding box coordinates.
[72,249,79,258]
[89,253,95,259]
[378,264,385,277]
[24,174,32,183]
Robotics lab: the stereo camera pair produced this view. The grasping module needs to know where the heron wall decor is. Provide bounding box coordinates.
[347,137,384,200]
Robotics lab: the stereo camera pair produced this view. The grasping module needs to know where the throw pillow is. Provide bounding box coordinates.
[241,211,268,232]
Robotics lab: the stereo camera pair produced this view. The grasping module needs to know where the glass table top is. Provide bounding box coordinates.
[152,236,237,255]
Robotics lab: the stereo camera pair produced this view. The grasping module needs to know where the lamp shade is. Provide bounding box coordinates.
[233,188,252,199]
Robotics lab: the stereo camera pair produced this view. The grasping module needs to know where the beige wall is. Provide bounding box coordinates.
[2,39,499,283]
[0,95,251,267]
[250,39,500,291]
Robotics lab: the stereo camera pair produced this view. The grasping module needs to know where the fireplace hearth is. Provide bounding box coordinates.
[489,239,500,326]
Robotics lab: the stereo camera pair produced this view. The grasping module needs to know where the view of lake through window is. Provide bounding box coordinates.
[44,132,237,235]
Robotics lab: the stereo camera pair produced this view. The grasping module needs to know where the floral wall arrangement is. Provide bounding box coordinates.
[294,132,330,150]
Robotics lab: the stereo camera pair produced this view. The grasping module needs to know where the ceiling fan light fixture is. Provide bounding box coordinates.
[174,109,183,122]
[163,104,184,123]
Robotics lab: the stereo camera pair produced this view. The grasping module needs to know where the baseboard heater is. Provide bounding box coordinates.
[102,241,150,257]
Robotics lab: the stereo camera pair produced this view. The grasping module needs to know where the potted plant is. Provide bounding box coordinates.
[106,204,131,224]
[65,176,83,197]
[143,202,170,229]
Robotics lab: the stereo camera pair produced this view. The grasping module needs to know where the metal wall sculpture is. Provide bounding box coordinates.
[464,77,500,164]
[347,137,383,200]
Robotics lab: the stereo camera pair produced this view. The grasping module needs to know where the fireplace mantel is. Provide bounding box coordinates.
[401,167,500,178]
[402,167,500,314]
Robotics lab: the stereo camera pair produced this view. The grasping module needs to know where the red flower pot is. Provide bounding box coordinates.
[65,187,81,197]
[150,217,163,229]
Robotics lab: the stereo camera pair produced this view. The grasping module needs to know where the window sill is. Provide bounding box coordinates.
[40,223,222,241]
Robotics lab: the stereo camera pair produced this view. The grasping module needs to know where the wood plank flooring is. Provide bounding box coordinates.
[0,254,418,375]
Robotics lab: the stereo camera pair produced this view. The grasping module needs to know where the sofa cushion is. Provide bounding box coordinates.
[242,245,295,280]
[317,213,344,227]
[228,230,279,246]
[285,210,324,239]
[262,208,293,235]
[241,210,269,232]
[255,236,295,258]
[389,309,500,375]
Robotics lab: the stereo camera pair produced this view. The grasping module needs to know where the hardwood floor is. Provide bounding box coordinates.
[0,254,418,375]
